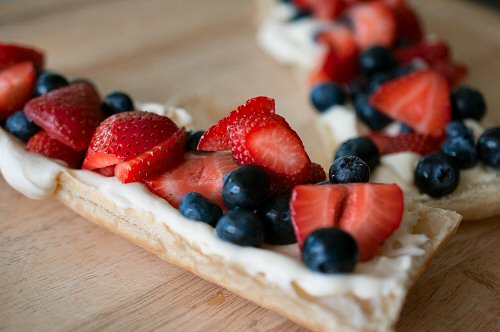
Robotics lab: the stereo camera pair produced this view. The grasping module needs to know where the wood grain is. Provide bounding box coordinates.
[0,0,499,331]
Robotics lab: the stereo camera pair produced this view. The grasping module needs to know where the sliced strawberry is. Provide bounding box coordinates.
[83,111,179,170]
[95,165,115,177]
[366,132,442,155]
[0,43,45,71]
[26,130,84,168]
[310,0,349,21]
[370,70,451,137]
[395,41,450,65]
[290,185,348,248]
[0,62,36,119]
[383,0,423,44]
[431,60,468,87]
[197,96,275,151]
[346,1,397,50]
[24,83,104,151]
[114,128,186,183]
[144,151,239,209]
[309,162,326,183]
[339,184,404,261]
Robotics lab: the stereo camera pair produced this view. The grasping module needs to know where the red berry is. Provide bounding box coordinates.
[0,43,44,71]
[383,0,423,44]
[431,61,468,87]
[395,41,450,65]
[0,62,36,119]
[309,162,326,183]
[366,132,442,155]
[26,130,84,168]
[310,0,349,21]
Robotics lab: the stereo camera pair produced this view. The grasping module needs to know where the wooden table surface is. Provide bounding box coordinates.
[1,0,499,331]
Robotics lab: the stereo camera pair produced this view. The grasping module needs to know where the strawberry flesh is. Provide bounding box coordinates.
[395,41,450,65]
[0,43,45,71]
[367,132,443,155]
[0,61,36,119]
[26,130,84,168]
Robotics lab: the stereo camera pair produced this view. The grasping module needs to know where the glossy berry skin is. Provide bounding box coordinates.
[359,46,397,77]
[186,130,205,151]
[477,127,500,168]
[179,192,222,227]
[442,136,477,169]
[329,155,370,184]
[446,121,474,142]
[34,72,69,96]
[5,111,40,142]
[335,137,380,170]
[302,228,359,274]
[102,91,135,116]
[216,209,264,247]
[258,192,296,245]
[368,72,394,92]
[415,152,460,197]
[354,94,392,131]
[451,86,487,121]
[222,165,270,210]
[310,82,346,112]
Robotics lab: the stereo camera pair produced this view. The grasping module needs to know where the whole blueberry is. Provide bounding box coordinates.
[446,121,474,142]
[347,75,369,100]
[186,130,205,151]
[451,86,487,120]
[442,137,477,169]
[329,155,370,184]
[216,209,264,247]
[302,228,359,274]
[35,72,69,96]
[368,72,394,92]
[222,165,270,210]
[359,46,397,77]
[477,127,500,168]
[258,192,296,245]
[310,82,346,112]
[392,65,416,78]
[5,111,40,142]
[399,123,414,134]
[354,94,392,131]
[335,137,380,170]
[103,91,135,115]
[179,192,222,227]
[415,152,460,197]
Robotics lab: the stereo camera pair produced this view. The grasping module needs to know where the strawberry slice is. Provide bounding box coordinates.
[83,111,179,171]
[431,60,468,87]
[26,130,84,168]
[366,132,442,155]
[310,0,348,21]
[0,62,36,119]
[290,185,348,248]
[383,0,423,44]
[144,151,239,209]
[346,1,397,50]
[0,43,45,71]
[395,41,450,65]
[370,70,451,137]
[197,96,275,151]
[114,128,186,183]
[291,183,404,261]
[24,83,104,151]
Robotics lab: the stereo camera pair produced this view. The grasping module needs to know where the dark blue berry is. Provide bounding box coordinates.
[179,192,222,227]
[354,94,392,131]
[477,127,500,168]
[288,9,312,21]
[359,46,397,77]
[442,137,477,169]
[5,111,40,142]
[335,137,380,170]
[446,121,474,142]
[186,130,205,151]
[368,72,394,92]
[392,65,416,78]
[103,91,135,116]
[258,192,296,245]
[216,209,264,247]
[414,152,460,197]
[347,75,369,100]
[451,86,487,120]
[311,82,346,112]
[222,165,270,210]
[399,123,415,134]
[329,155,370,184]
[35,72,68,96]
[302,228,359,274]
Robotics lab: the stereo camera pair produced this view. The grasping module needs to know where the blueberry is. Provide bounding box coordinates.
[288,9,312,22]
[5,111,40,142]
[335,137,380,170]
[216,209,264,247]
[186,130,205,151]
[302,228,359,274]
[392,65,415,78]
[222,165,270,210]
[179,192,222,227]
[258,192,296,245]
[354,94,392,131]
[477,127,500,168]
[329,155,370,184]
[446,121,474,142]
[451,86,487,120]
[103,91,135,115]
[442,137,477,169]
[368,72,394,92]
[35,72,69,96]
[359,46,397,77]
[414,152,460,197]
[310,82,346,112]
[399,123,415,134]
[347,76,368,100]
